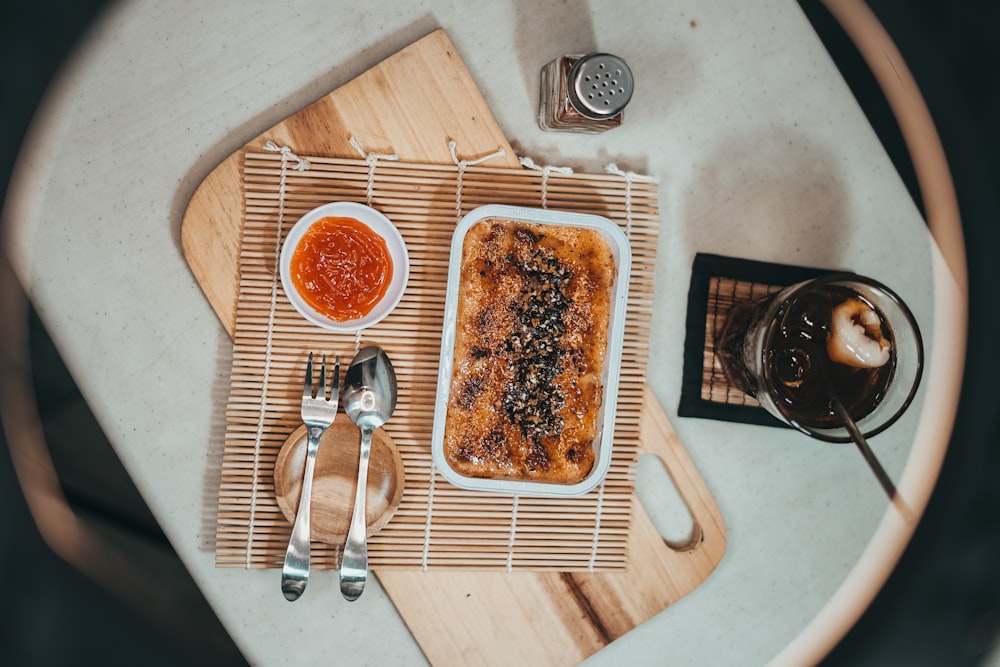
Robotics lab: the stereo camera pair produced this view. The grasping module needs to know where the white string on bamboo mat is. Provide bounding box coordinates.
[420,464,437,571]
[264,140,311,172]
[604,163,658,237]
[579,162,655,571]
[507,152,573,567]
[505,494,520,573]
[347,136,400,353]
[587,481,607,572]
[348,135,399,207]
[448,140,507,221]
[244,141,310,568]
[421,140,509,569]
[518,156,573,209]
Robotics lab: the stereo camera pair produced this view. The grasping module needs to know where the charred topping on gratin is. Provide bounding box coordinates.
[455,427,506,465]
[447,219,610,481]
[455,375,484,410]
[491,230,573,468]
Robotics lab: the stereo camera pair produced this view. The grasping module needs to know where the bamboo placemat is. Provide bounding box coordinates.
[215,149,659,571]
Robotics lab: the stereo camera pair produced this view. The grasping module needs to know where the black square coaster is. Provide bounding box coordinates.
[677,253,833,427]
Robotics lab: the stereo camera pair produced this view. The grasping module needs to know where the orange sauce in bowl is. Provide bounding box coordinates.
[289,216,393,321]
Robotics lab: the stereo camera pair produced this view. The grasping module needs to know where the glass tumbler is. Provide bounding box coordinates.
[715,273,924,443]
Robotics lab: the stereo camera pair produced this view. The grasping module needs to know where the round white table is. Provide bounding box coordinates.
[4,1,966,664]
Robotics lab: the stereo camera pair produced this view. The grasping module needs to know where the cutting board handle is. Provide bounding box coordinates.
[638,384,727,555]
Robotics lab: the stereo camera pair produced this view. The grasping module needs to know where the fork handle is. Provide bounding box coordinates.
[340,425,372,601]
[281,426,322,601]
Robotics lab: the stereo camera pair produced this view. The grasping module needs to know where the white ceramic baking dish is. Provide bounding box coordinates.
[430,204,631,497]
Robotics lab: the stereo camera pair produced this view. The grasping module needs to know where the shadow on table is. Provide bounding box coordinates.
[0,3,247,664]
[0,306,250,667]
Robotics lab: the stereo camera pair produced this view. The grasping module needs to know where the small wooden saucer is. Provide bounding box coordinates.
[273,421,405,545]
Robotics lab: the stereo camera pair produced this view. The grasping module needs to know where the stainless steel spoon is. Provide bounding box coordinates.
[339,345,398,601]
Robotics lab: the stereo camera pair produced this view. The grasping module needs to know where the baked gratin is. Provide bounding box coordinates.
[443,217,616,484]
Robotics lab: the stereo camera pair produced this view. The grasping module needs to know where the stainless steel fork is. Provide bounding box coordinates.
[281,352,340,602]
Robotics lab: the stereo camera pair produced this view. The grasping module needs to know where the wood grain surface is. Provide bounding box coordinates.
[273,422,404,545]
[182,28,726,664]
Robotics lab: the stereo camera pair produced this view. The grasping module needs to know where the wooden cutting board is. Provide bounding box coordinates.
[181,28,726,665]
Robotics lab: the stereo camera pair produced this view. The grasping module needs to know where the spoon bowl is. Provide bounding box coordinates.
[339,345,398,601]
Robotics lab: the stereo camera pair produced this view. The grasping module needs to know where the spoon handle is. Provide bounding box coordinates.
[281,427,321,601]
[340,425,373,601]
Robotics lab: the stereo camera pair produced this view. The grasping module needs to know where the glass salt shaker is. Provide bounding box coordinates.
[539,53,634,134]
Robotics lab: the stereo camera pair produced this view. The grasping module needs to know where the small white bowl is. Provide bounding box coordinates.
[279,202,409,332]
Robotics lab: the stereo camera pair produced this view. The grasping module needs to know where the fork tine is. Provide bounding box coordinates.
[331,354,341,402]
[318,354,327,400]
[303,351,314,399]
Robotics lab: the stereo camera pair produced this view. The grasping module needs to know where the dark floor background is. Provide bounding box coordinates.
[804,2,1000,665]
[2,2,998,666]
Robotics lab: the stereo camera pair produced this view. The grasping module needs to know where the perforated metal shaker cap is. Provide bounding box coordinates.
[567,53,634,120]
